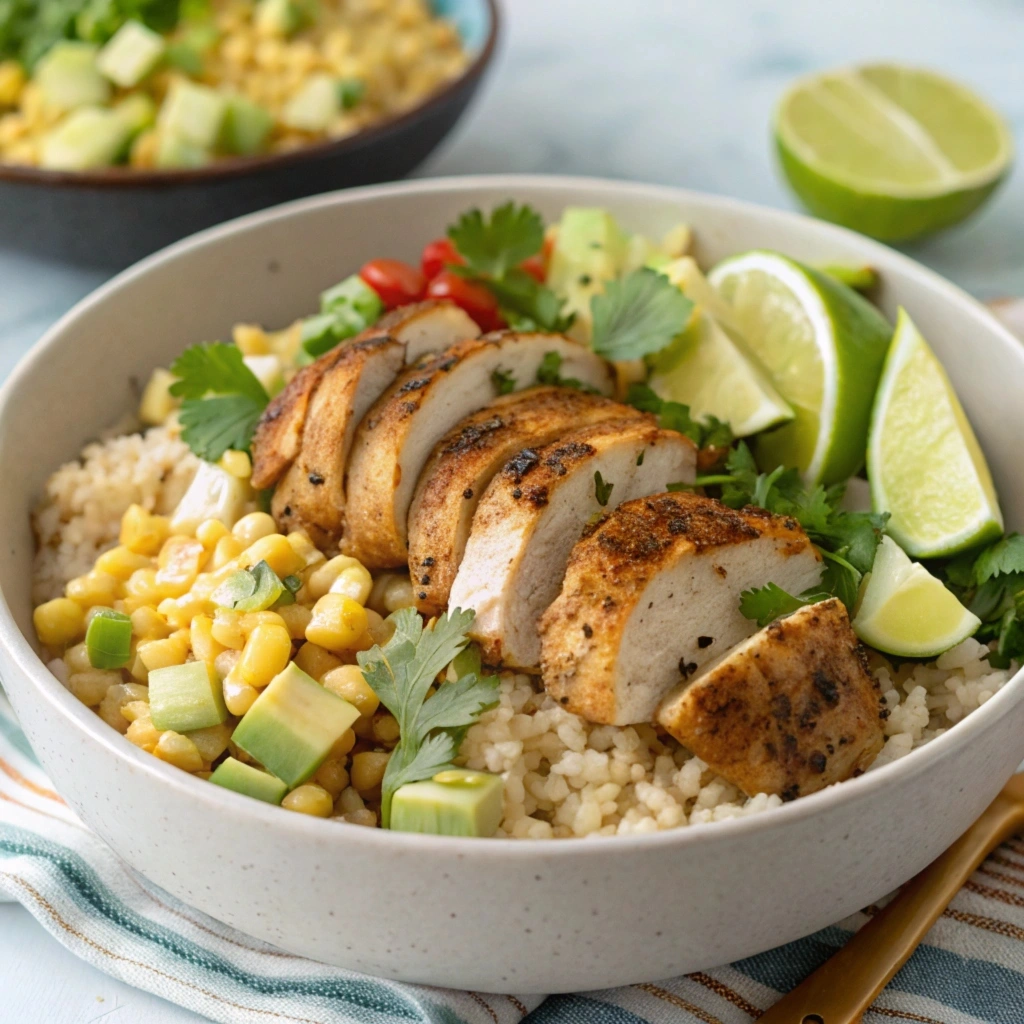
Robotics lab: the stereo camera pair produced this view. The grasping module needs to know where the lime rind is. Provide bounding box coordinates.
[868,308,1003,558]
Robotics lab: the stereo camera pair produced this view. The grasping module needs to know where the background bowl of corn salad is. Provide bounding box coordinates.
[0,0,498,265]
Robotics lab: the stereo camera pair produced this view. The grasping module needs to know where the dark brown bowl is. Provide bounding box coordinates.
[0,0,498,268]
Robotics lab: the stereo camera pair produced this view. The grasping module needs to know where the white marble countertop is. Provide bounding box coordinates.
[1,0,1022,1019]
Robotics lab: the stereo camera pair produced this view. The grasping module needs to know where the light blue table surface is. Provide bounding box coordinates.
[1,0,1022,1020]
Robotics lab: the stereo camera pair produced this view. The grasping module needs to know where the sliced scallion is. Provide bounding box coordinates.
[86,608,132,669]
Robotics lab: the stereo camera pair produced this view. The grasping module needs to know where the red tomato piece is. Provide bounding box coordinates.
[520,255,546,283]
[425,271,504,332]
[359,258,426,310]
[420,237,464,280]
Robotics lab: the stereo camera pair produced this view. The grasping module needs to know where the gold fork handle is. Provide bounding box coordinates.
[758,779,1024,1024]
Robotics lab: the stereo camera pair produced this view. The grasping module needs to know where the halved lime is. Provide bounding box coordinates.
[708,251,892,484]
[852,537,981,657]
[648,258,793,437]
[868,308,1002,557]
[775,63,1013,241]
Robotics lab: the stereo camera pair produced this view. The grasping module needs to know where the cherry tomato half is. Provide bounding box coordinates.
[359,258,426,310]
[420,237,464,280]
[426,271,504,332]
[520,255,546,283]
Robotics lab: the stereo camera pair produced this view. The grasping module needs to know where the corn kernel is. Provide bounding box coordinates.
[238,622,292,687]
[158,593,210,630]
[307,556,363,600]
[196,518,230,548]
[276,602,312,639]
[219,449,253,479]
[223,674,259,716]
[0,60,26,107]
[321,664,379,717]
[240,533,303,578]
[190,614,225,665]
[66,571,122,609]
[64,642,92,674]
[153,731,204,772]
[364,608,395,647]
[282,783,333,816]
[350,751,390,794]
[351,713,374,739]
[336,786,365,813]
[293,641,342,681]
[238,610,287,632]
[121,699,150,723]
[372,712,400,745]
[232,512,277,547]
[95,545,152,580]
[342,807,378,827]
[314,759,350,798]
[138,367,179,426]
[212,535,245,569]
[69,669,121,707]
[156,536,205,597]
[33,598,85,646]
[129,606,170,640]
[306,594,368,652]
[128,653,149,683]
[286,531,325,569]
[211,609,246,649]
[329,563,373,605]
[98,683,149,733]
[121,504,169,555]
[126,712,161,752]
[329,728,356,760]
[138,634,189,671]
[232,324,269,354]
[187,722,233,764]
[125,568,163,604]
[382,575,416,613]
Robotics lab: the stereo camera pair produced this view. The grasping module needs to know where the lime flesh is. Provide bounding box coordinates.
[852,537,980,658]
[775,63,1013,241]
[709,251,891,484]
[868,308,1002,558]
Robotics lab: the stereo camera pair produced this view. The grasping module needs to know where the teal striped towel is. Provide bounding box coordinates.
[3,689,1024,1024]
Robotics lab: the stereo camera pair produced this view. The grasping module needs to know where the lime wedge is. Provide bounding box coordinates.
[868,308,1003,557]
[708,251,892,484]
[852,536,981,657]
[648,259,793,437]
[775,63,1013,241]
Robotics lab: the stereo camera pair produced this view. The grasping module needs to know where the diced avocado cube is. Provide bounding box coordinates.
[40,107,131,170]
[320,274,383,321]
[243,354,284,396]
[254,0,312,38]
[170,460,252,534]
[114,93,157,137]
[220,95,274,156]
[96,20,166,88]
[155,131,210,169]
[281,74,339,133]
[35,42,111,112]
[391,769,504,837]
[149,661,228,733]
[159,80,227,149]
[232,662,359,787]
[209,756,287,804]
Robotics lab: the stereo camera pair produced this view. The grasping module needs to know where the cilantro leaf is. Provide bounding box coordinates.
[536,351,600,393]
[590,268,694,361]
[594,471,614,507]
[357,608,500,826]
[492,368,517,395]
[484,268,573,333]
[739,583,831,628]
[624,383,735,450]
[170,342,268,405]
[448,202,545,278]
[974,534,1024,585]
[177,394,265,463]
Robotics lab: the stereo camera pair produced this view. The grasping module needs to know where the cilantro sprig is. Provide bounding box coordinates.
[357,608,500,827]
[170,343,269,462]
[626,384,734,450]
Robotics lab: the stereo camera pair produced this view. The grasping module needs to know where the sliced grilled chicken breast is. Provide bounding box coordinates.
[539,492,824,725]
[449,420,697,670]
[343,332,614,569]
[250,300,476,490]
[408,387,650,616]
[271,337,404,549]
[656,599,886,800]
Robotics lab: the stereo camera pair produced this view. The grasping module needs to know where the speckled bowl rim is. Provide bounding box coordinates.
[0,0,499,190]
[3,173,1022,856]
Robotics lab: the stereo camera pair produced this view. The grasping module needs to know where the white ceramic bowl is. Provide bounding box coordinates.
[3,176,1023,994]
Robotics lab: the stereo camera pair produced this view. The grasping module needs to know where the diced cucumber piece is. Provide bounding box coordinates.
[155,131,210,168]
[149,661,228,733]
[243,354,284,395]
[320,274,383,320]
[255,0,312,38]
[86,608,132,669]
[170,460,252,535]
[209,756,287,804]
[97,21,166,88]
[159,80,227,149]
[221,95,274,156]
[282,74,338,133]
[232,662,359,787]
[35,43,111,112]
[391,769,504,837]
[114,93,157,136]
[40,108,130,170]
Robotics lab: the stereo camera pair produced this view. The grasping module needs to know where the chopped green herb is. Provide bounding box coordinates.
[636,450,644,466]
[337,77,364,109]
[212,559,287,612]
[85,608,132,669]
[448,201,545,278]
[739,583,831,628]
[357,608,500,828]
[491,368,517,395]
[590,267,693,361]
[535,350,599,393]
[625,383,734,450]
[594,471,614,507]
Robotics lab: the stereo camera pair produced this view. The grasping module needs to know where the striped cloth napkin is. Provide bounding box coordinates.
[4,299,1024,1024]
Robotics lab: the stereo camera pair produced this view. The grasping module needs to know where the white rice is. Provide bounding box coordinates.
[31,427,1018,838]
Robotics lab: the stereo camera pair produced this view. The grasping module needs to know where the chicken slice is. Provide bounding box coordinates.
[408,387,651,617]
[449,420,697,670]
[250,300,476,489]
[656,599,887,800]
[270,336,404,549]
[343,332,615,569]
[539,492,824,725]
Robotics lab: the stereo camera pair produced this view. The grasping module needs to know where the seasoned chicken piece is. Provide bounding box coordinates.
[539,493,824,725]
[449,420,697,670]
[408,387,650,616]
[271,337,404,549]
[250,300,476,489]
[656,599,887,800]
[343,332,614,569]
